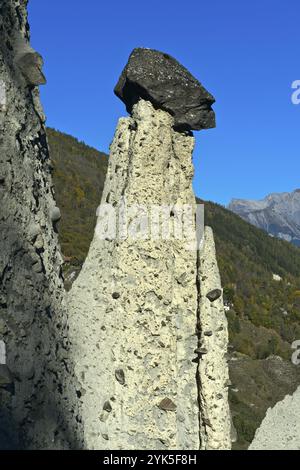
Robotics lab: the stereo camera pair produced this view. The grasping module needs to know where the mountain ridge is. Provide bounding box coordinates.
[229,189,300,247]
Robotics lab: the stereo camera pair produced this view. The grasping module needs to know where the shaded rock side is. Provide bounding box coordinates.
[114,48,215,131]
[0,0,81,449]
[67,99,231,450]
[249,386,300,450]
[198,227,231,450]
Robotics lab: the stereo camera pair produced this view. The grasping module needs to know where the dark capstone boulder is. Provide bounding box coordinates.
[114,48,215,131]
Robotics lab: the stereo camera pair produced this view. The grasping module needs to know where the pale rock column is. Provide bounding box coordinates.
[67,99,231,450]
[67,100,199,449]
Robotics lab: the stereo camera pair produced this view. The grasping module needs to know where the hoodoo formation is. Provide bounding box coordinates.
[67,49,231,449]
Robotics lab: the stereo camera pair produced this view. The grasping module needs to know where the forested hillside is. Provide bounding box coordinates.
[47,128,108,263]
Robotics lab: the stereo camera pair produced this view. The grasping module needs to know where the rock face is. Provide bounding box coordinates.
[0,0,81,449]
[249,386,300,450]
[114,48,215,131]
[67,97,231,449]
[228,189,300,247]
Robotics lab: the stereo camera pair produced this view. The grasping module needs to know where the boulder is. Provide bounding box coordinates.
[114,48,215,131]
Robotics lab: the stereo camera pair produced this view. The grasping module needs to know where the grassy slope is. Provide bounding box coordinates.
[48,128,300,449]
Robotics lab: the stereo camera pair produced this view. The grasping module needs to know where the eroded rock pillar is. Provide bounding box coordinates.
[68,95,231,449]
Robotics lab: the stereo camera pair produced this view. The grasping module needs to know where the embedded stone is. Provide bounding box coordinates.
[103,401,112,413]
[204,330,213,337]
[195,347,208,355]
[158,397,177,412]
[51,207,61,223]
[28,223,41,241]
[206,288,222,302]
[115,369,125,385]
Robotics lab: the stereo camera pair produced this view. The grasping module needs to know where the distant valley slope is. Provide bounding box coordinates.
[48,128,300,449]
[229,190,300,246]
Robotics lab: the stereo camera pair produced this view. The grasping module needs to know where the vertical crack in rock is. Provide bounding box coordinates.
[197,227,231,450]
[196,243,205,449]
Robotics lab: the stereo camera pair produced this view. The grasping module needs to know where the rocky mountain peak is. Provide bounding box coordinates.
[229,189,300,246]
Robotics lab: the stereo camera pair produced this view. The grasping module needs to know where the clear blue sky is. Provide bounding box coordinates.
[28,0,300,205]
